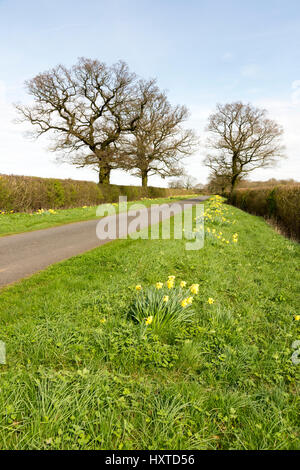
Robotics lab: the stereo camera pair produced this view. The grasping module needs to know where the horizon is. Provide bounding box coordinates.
[0,0,299,186]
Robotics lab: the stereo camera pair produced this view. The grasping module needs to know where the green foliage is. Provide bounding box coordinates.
[94,321,179,369]
[46,179,65,207]
[129,285,195,338]
[0,201,299,449]
[231,184,300,239]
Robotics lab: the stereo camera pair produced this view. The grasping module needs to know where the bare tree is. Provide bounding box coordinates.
[117,91,197,187]
[16,58,154,184]
[204,102,285,194]
[207,171,232,194]
[168,174,198,190]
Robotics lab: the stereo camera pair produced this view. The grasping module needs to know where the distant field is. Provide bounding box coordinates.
[0,197,299,450]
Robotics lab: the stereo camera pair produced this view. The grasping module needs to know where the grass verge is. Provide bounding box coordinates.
[0,198,299,449]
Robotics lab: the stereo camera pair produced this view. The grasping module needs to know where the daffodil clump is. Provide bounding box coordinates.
[131,276,200,334]
[193,195,239,246]
[200,195,236,227]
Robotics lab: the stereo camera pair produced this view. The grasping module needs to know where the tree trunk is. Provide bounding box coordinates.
[99,166,111,185]
[230,174,239,194]
[141,170,148,187]
[231,153,239,195]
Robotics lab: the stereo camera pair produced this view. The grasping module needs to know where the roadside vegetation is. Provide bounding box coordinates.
[0,197,299,450]
[230,184,300,241]
[0,195,199,237]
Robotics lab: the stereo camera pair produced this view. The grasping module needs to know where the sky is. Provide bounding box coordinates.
[0,0,299,186]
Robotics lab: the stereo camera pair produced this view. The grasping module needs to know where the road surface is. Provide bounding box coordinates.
[0,197,208,288]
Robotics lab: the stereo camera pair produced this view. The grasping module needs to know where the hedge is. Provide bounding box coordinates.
[0,174,198,212]
[230,185,300,240]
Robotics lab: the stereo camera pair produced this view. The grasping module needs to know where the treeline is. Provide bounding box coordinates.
[0,174,197,212]
[229,184,300,240]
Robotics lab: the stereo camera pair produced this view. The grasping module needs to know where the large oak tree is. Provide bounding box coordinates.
[204,102,285,194]
[117,91,197,187]
[16,58,155,184]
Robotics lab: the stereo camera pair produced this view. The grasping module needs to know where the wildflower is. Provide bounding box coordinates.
[181,299,188,308]
[167,279,174,289]
[168,275,176,281]
[135,285,142,291]
[295,315,300,321]
[190,284,199,295]
[180,281,187,288]
[186,297,193,305]
[207,298,214,304]
[156,282,163,289]
[145,316,153,325]
[163,295,169,302]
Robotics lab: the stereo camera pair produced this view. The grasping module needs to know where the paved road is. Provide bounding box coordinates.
[0,197,208,288]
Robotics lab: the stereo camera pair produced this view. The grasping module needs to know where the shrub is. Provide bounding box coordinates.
[0,174,199,212]
[230,185,300,240]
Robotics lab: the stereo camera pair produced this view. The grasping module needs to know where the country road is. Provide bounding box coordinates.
[0,197,208,288]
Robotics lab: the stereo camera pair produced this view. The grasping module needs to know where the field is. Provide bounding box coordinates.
[0,198,299,450]
[0,195,199,237]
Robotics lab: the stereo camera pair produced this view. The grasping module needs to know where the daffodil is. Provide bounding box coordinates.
[207,298,214,304]
[163,295,169,302]
[135,285,142,291]
[186,297,193,305]
[181,299,188,308]
[167,279,174,289]
[145,316,153,325]
[190,284,199,295]
[295,315,300,321]
[168,275,176,281]
[156,282,163,289]
[180,281,187,288]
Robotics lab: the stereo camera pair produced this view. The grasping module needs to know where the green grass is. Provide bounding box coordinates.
[0,199,299,450]
[0,194,200,237]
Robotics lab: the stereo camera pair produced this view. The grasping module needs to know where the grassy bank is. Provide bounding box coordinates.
[0,195,199,237]
[0,198,299,449]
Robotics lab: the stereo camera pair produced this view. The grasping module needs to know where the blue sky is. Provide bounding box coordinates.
[0,0,299,185]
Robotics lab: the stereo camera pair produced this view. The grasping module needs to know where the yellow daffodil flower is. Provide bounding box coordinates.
[180,281,187,288]
[156,282,163,289]
[145,316,153,325]
[135,285,142,291]
[207,298,214,304]
[181,299,188,308]
[163,295,169,302]
[190,284,199,295]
